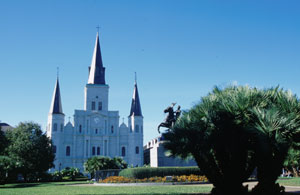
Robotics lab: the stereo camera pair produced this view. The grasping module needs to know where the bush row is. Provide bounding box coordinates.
[119,167,202,179]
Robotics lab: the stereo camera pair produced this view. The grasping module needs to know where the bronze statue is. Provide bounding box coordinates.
[158,103,181,134]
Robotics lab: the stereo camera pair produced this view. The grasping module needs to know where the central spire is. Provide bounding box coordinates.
[88,32,106,84]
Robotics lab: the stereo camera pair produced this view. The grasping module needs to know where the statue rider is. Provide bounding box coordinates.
[158,103,181,134]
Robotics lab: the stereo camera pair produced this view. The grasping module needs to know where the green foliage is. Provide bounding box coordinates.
[284,148,300,177]
[84,156,127,178]
[0,156,14,184]
[119,167,202,179]
[51,167,84,181]
[0,127,8,155]
[61,167,82,180]
[163,86,300,195]
[5,122,55,181]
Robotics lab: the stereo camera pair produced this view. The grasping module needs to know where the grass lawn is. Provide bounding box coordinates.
[277,177,300,186]
[2,178,300,195]
[0,181,212,195]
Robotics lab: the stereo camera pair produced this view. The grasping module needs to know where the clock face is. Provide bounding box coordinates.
[94,117,100,124]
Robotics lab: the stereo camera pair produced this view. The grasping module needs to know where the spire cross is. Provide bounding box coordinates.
[135,72,137,84]
[122,117,124,123]
[96,25,100,33]
[68,116,71,122]
[57,67,59,79]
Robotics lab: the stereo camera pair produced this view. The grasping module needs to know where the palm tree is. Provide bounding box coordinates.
[164,86,261,194]
[164,86,300,195]
[250,89,300,195]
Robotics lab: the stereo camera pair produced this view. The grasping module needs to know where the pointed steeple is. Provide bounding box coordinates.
[88,32,106,84]
[129,74,142,117]
[49,78,64,114]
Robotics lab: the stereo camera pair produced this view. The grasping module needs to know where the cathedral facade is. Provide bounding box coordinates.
[46,33,144,172]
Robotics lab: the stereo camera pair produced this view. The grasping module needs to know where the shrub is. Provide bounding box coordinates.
[119,167,202,179]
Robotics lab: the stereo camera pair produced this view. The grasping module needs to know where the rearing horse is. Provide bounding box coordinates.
[157,106,176,134]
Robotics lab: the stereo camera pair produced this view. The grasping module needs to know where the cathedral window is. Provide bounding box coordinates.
[92,101,96,110]
[135,125,139,133]
[136,146,139,154]
[87,120,89,132]
[122,147,126,157]
[111,126,114,134]
[104,140,108,156]
[60,124,63,132]
[95,129,98,134]
[53,123,57,131]
[141,125,143,133]
[92,147,95,155]
[66,146,70,156]
[97,147,100,155]
[53,145,56,154]
[86,140,89,157]
[98,102,102,111]
[79,125,82,133]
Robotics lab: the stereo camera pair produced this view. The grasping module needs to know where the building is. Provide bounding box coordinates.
[47,33,144,172]
[0,122,12,132]
[144,136,197,167]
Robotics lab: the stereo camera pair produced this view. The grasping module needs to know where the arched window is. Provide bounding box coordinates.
[141,125,143,133]
[98,102,102,111]
[53,145,56,153]
[79,125,82,133]
[92,101,96,110]
[60,124,63,132]
[92,147,96,155]
[97,147,100,155]
[135,146,139,154]
[111,126,114,134]
[122,147,126,157]
[53,123,57,131]
[66,146,70,156]
[135,125,139,133]
[95,129,98,134]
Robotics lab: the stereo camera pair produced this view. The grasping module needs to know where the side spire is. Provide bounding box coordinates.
[129,73,142,117]
[88,32,106,84]
[49,77,64,114]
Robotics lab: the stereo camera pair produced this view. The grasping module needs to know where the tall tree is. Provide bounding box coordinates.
[6,122,55,181]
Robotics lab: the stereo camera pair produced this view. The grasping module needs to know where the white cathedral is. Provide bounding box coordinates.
[46,33,144,172]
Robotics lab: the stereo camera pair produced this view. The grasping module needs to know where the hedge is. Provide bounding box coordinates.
[119,167,202,179]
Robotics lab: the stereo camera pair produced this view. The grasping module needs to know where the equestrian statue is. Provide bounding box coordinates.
[158,103,181,134]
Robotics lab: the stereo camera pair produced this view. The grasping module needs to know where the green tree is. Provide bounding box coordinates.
[0,127,8,155]
[84,156,127,178]
[5,122,55,181]
[284,148,300,177]
[163,86,300,195]
[0,156,14,185]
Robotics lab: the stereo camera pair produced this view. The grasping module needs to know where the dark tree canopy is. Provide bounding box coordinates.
[163,86,300,195]
[0,127,8,155]
[5,122,55,181]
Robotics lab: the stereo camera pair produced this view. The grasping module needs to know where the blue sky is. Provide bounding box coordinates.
[0,0,299,143]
